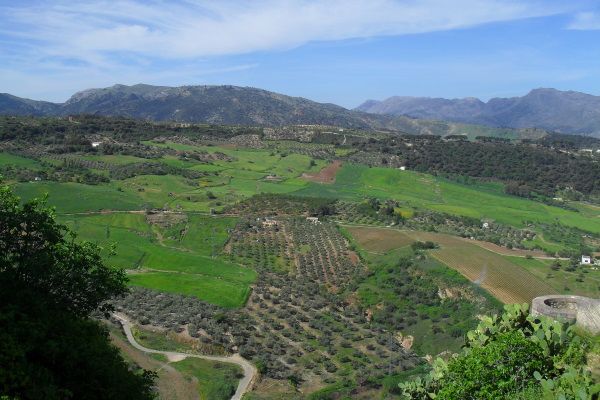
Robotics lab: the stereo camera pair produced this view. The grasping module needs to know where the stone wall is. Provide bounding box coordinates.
[532,295,600,334]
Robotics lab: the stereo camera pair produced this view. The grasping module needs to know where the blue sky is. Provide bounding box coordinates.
[1,0,600,108]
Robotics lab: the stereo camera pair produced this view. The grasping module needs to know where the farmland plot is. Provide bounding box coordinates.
[346,226,556,304]
[346,226,413,253]
[227,218,362,289]
[404,231,557,304]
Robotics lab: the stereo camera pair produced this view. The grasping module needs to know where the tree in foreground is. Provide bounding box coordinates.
[399,303,600,399]
[0,184,155,399]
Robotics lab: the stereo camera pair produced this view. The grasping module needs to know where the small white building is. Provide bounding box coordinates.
[306,217,320,224]
[581,255,592,265]
[399,166,406,171]
[91,141,102,148]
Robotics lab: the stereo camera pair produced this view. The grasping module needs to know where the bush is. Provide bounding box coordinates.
[398,303,600,399]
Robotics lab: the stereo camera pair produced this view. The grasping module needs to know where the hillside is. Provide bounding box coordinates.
[357,88,600,137]
[0,84,545,139]
[0,93,61,116]
[2,117,599,398]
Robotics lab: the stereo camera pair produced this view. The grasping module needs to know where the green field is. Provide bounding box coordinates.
[60,213,255,308]
[0,152,42,167]
[295,163,600,234]
[504,256,600,298]
[11,146,599,240]
[170,358,241,400]
[14,181,142,212]
[9,143,599,310]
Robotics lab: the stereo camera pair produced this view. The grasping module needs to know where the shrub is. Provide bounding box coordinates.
[398,303,600,399]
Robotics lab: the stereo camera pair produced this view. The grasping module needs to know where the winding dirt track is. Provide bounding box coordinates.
[114,313,257,400]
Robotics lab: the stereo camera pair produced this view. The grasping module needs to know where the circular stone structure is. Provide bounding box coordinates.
[532,295,600,334]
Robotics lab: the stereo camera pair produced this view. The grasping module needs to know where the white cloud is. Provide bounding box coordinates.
[1,0,572,61]
[568,11,600,30]
[0,0,584,101]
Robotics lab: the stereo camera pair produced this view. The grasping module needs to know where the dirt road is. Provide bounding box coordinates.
[114,313,257,400]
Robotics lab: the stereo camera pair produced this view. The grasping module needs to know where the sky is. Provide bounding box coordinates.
[1,0,600,108]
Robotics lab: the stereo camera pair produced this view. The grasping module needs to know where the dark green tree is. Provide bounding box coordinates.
[0,184,155,399]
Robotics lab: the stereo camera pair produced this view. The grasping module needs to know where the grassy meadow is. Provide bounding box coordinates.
[7,147,598,238]
[296,163,600,234]
[59,212,255,308]
[4,143,598,308]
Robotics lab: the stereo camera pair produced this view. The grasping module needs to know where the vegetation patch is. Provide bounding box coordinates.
[346,226,413,253]
[301,160,342,184]
[404,231,557,304]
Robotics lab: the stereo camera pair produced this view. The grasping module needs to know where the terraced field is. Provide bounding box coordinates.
[59,212,255,308]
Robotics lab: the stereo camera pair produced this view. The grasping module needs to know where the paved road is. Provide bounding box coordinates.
[114,313,257,400]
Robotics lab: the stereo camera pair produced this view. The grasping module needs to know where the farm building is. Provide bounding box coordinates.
[581,255,592,265]
[262,218,278,227]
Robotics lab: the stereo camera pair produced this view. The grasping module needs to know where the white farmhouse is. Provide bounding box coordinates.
[581,255,592,265]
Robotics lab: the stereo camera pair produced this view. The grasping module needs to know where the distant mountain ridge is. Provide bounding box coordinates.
[0,84,547,139]
[356,88,600,137]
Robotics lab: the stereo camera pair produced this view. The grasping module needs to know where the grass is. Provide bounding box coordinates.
[60,213,256,308]
[170,358,242,400]
[14,181,142,212]
[355,242,500,354]
[14,146,598,248]
[295,163,600,235]
[128,271,252,308]
[79,154,151,165]
[133,326,197,353]
[12,145,597,309]
[504,256,600,298]
[0,152,41,167]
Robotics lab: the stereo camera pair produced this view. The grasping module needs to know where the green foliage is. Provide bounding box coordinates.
[0,185,127,316]
[411,241,438,250]
[170,358,241,400]
[0,184,155,399]
[354,135,600,197]
[398,303,599,400]
[438,331,552,399]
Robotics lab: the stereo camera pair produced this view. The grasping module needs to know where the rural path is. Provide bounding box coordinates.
[113,313,257,400]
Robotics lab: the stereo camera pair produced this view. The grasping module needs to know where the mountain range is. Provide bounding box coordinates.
[356,88,600,137]
[0,84,587,138]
